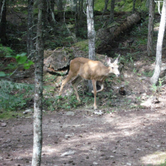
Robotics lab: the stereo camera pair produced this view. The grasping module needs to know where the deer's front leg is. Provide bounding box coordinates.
[92,80,97,109]
[72,76,82,102]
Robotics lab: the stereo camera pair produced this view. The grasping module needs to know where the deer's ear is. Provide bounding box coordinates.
[105,56,111,64]
[114,54,120,63]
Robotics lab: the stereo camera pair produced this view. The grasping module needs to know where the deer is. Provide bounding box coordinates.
[59,55,120,109]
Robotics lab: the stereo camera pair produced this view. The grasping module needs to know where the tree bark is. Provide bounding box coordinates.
[132,0,136,13]
[150,0,166,85]
[96,12,141,53]
[87,0,95,60]
[103,0,109,13]
[56,0,63,20]
[109,0,115,23]
[0,0,6,44]
[75,0,84,37]
[86,0,96,92]
[32,0,44,165]
[147,0,155,56]
[27,0,34,59]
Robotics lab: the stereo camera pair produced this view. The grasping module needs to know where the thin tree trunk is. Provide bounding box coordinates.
[0,0,6,44]
[56,0,63,20]
[132,0,136,13]
[109,0,115,23]
[0,0,5,22]
[27,0,34,59]
[103,0,109,13]
[87,0,95,60]
[147,0,155,56]
[86,0,95,92]
[150,0,166,85]
[32,0,44,165]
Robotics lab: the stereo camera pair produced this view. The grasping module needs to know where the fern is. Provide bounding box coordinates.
[0,44,14,57]
[0,80,34,111]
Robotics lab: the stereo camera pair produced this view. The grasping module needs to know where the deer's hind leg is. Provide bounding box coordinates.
[92,80,97,109]
[59,72,75,95]
[92,81,104,93]
[72,76,82,102]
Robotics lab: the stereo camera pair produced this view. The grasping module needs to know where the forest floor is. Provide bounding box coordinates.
[1,9,166,166]
[0,91,166,166]
[1,49,166,166]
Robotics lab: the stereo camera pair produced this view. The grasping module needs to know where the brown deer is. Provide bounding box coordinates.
[59,55,120,109]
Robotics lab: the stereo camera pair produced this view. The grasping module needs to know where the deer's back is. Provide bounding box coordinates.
[70,57,108,80]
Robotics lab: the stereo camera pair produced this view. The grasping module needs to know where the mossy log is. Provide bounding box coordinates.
[96,12,141,53]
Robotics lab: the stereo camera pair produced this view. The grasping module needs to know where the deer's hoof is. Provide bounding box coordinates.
[94,106,97,110]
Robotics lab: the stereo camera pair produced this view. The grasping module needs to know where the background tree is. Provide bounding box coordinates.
[132,0,136,13]
[27,0,34,59]
[109,0,115,23]
[103,0,109,13]
[86,0,95,92]
[147,0,155,56]
[0,0,7,44]
[55,0,63,20]
[32,0,44,165]
[150,0,166,85]
[86,0,95,60]
[75,0,84,37]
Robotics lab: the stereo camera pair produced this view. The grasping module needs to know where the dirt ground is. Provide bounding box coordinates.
[0,101,166,166]
[1,62,166,166]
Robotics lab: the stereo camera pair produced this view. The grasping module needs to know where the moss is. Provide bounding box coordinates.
[74,40,89,52]
[94,0,106,11]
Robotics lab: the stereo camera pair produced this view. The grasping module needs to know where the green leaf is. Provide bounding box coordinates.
[0,71,6,77]
[16,53,27,64]
[23,60,34,69]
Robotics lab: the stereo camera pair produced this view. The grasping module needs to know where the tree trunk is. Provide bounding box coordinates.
[27,0,34,60]
[150,0,166,85]
[86,0,96,92]
[75,0,84,37]
[132,0,136,13]
[55,0,63,21]
[0,0,6,44]
[147,0,155,56]
[96,12,141,53]
[32,0,44,165]
[87,0,95,60]
[47,0,56,24]
[103,0,109,13]
[109,0,115,23]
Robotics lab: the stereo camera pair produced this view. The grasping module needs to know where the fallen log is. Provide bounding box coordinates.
[96,12,141,53]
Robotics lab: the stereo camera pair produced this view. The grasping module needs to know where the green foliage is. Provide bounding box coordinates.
[15,53,34,69]
[160,160,166,166]
[114,0,147,12]
[44,93,81,110]
[142,71,154,77]
[74,40,88,52]
[0,71,6,77]
[0,44,14,57]
[94,0,106,11]
[0,80,34,111]
[151,78,164,94]
[0,111,22,119]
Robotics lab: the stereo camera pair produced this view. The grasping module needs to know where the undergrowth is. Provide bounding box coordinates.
[0,80,34,111]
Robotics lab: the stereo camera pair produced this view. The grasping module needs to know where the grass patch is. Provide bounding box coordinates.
[74,40,88,52]
[0,111,22,120]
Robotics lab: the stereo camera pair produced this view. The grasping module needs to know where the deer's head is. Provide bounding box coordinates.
[105,55,120,77]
